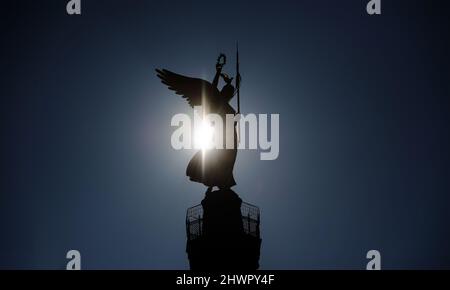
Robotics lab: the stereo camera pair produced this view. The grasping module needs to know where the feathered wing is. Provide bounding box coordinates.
[156,69,220,108]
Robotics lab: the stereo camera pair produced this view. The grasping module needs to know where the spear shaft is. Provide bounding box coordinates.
[236,43,241,114]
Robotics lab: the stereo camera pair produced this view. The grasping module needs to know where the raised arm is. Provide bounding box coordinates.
[212,63,223,89]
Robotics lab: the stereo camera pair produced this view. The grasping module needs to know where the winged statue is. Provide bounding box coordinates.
[156,54,240,192]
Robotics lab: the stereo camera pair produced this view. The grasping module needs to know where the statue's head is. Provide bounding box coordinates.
[220,73,234,85]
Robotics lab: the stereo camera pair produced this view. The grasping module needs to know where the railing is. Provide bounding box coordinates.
[186,205,203,241]
[241,202,260,237]
[186,202,260,241]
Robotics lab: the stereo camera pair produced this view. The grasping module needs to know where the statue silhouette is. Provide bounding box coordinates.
[156,55,238,190]
[156,51,260,270]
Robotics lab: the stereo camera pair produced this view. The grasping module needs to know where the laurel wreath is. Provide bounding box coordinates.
[217,53,226,67]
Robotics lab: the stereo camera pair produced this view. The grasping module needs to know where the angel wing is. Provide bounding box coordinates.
[156,69,220,108]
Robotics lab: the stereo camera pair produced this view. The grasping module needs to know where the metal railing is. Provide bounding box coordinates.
[186,202,260,241]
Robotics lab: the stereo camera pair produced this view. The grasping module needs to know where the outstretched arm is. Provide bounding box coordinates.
[212,63,223,88]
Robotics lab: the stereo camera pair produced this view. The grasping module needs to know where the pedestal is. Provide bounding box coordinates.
[186,189,261,270]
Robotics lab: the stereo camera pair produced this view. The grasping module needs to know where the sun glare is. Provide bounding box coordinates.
[194,120,215,150]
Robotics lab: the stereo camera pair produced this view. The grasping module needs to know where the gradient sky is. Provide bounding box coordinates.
[1,0,449,269]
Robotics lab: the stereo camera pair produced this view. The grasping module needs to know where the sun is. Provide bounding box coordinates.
[194,120,215,150]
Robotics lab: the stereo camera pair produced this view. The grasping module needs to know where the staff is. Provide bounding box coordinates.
[236,43,241,114]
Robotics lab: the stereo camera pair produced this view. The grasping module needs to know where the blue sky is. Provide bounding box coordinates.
[1,0,449,269]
